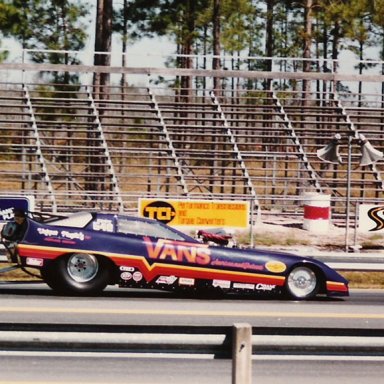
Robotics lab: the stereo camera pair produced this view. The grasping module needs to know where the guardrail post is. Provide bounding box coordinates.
[232,323,252,384]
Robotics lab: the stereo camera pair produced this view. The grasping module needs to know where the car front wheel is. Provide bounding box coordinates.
[42,253,111,295]
[285,265,319,300]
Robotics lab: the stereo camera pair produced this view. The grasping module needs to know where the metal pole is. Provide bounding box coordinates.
[250,199,254,248]
[344,135,352,252]
[353,201,359,250]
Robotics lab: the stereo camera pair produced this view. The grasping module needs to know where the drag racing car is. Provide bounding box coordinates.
[1,211,349,300]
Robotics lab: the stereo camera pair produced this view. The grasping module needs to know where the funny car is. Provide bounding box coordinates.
[0,211,349,299]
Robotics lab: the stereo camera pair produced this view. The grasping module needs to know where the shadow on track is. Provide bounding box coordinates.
[0,280,346,302]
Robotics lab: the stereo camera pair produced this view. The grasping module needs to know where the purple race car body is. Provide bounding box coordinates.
[1,211,349,299]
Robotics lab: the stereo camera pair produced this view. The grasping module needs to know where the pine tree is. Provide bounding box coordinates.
[0,0,89,85]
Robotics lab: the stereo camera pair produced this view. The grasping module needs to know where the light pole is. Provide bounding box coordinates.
[317,132,383,252]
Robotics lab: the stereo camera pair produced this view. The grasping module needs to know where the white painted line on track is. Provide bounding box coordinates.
[0,350,216,359]
[252,355,384,361]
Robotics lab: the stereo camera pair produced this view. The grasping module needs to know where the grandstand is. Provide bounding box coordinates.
[0,59,383,227]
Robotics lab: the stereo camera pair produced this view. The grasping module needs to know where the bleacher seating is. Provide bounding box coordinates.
[0,75,383,223]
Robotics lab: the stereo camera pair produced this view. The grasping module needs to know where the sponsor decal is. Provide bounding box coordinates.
[61,230,84,241]
[133,271,143,282]
[0,208,14,221]
[93,219,114,232]
[144,237,211,265]
[120,272,133,281]
[179,277,195,286]
[256,283,276,291]
[211,259,264,271]
[37,228,85,242]
[233,283,255,290]
[142,201,176,224]
[120,266,135,272]
[265,261,287,273]
[156,275,178,285]
[212,279,231,289]
[44,238,61,243]
[26,257,44,267]
[38,228,59,237]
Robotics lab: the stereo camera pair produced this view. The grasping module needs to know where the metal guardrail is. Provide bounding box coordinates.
[1,323,384,356]
[1,323,384,384]
[293,250,384,271]
[2,329,384,355]
[1,322,384,384]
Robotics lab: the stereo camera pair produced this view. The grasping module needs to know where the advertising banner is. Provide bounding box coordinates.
[359,204,384,233]
[0,196,35,222]
[138,198,250,229]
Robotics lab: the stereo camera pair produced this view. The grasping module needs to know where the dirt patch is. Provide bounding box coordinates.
[248,217,384,252]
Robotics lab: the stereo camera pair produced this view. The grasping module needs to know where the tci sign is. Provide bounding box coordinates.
[0,196,35,222]
[139,198,250,229]
[142,201,176,224]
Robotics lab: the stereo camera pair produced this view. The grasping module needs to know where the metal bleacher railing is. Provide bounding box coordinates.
[0,51,383,228]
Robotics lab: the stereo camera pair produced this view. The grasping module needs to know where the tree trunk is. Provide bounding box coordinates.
[93,0,112,102]
[89,0,112,197]
[180,0,195,102]
[264,0,274,90]
[302,0,313,104]
[212,0,221,93]
[121,0,128,89]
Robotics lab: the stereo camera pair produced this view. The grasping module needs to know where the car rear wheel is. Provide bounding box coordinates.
[42,253,111,295]
[286,265,319,300]
[66,253,99,283]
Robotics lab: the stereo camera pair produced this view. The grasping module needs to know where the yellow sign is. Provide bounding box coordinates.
[138,199,249,229]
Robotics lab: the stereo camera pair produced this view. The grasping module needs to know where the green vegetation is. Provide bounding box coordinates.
[0,1,383,78]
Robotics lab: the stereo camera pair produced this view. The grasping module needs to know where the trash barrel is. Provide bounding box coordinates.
[302,193,331,233]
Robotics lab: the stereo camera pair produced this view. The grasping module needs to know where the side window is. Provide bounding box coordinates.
[117,219,148,237]
[116,218,186,241]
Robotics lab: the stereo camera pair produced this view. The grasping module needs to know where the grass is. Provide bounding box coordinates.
[0,263,41,281]
[235,230,312,247]
[340,271,384,289]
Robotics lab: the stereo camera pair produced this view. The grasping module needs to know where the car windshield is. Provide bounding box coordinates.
[48,212,94,228]
[117,217,188,241]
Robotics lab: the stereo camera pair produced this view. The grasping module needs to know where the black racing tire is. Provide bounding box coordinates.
[40,262,62,291]
[41,253,111,295]
[285,265,320,300]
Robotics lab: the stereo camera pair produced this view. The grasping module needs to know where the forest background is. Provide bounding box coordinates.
[0,0,383,92]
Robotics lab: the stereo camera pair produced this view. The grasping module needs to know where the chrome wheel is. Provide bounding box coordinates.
[286,266,318,299]
[67,253,99,283]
